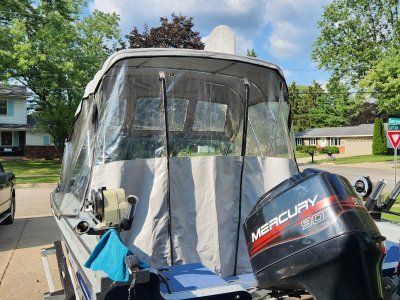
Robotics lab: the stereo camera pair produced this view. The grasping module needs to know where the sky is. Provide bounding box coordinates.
[89,0,333,86]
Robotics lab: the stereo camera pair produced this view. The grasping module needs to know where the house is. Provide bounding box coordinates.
[295,123,390,155]
[0,84,58,158]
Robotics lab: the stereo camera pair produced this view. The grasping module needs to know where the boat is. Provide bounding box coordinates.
[42,48,400,300]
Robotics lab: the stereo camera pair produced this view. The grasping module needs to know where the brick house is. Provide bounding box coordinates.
[295,123,390,155]
[0,84,58,158]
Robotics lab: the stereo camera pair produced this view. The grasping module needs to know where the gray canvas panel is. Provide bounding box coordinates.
[89,156,297,276]
[236,156,298,274]
[90,158,171,267]
[169,156,242,276]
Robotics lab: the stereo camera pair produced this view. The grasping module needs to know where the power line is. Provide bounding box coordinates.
[282,68,320,72]
[297,91,395,96]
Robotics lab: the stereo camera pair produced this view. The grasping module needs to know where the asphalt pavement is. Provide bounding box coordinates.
[299,160,398,192]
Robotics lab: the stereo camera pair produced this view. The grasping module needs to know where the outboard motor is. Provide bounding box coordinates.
[243,168,386,300]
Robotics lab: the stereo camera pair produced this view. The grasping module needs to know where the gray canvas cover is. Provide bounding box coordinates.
[52,49,298,277]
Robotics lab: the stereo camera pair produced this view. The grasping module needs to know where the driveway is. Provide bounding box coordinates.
[299,161,398,192]
[0,185,61,300]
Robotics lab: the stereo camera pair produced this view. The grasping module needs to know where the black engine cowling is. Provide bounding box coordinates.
[243,168,386,300]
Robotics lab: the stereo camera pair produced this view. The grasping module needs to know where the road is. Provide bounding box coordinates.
[0,185,61,300]
[299,162,398,193]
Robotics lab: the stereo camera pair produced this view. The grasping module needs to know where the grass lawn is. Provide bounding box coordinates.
[295,152,324,159]
[1,159,61,184]
[316,154,394,164]
[382,206,400,222]
[295,152,309,158]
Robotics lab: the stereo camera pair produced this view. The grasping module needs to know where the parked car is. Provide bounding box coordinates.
[0,163,16,225]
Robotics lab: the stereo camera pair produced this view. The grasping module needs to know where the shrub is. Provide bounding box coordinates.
[296,145,317,154]
[296,145,306,152]
[372,118,387,155]
[318,146,339,154]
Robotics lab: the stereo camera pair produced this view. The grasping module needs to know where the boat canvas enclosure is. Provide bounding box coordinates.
[51,49,298,279]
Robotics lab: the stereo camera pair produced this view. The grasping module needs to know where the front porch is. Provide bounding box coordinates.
[0,129,58,159]
[0,130,26,156]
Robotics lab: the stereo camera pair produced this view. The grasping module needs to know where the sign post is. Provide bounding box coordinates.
[388,118,400,183]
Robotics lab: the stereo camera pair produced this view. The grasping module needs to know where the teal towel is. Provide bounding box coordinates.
[84,229,130,282]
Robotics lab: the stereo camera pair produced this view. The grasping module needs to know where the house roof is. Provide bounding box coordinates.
[0,124,34,130]
[296,123,389,138]
[0,84,29,98]
[0,115,35,130]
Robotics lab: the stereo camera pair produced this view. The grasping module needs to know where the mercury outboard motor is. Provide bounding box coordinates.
[243,168,386,300]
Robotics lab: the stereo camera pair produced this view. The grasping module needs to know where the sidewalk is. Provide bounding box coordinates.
[16,182,56,188]
[296,153,355,164]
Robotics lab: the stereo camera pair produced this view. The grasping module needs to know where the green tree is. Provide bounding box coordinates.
[349,101,388,126]
[372,118,387,155]
[0,0,122,153]
[309,78,355,128]
[360,48,400,116]
[288,82,306,132]
[296,81,324,132]
[312,0,400,86]
[246,49,257,57]
[127,13,204,49]
[0,0,36,72]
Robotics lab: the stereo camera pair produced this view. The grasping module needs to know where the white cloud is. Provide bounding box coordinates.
[89,0,333,61]
[282,68,294,81]
[266,21,303,58]
[235,34,254,56]
[315,79,328,90]
[90,0,266,36]
[201,34,210,45]
[264,0,332,59]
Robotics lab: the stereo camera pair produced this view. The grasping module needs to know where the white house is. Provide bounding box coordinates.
[0,84,57,158]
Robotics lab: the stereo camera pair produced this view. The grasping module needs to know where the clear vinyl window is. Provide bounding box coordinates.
[192,101,227,132]
[133,98,189,131]
[134,98,162,130]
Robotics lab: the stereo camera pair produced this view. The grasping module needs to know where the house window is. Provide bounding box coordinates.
[295,138,303,145]
[330,138,341,146]
[309,138,318,145]
[43,135,50,145]
[0,100,7,115]
[1,132,12,146]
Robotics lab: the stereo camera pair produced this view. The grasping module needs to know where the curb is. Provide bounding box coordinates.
[15,214,53,219]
